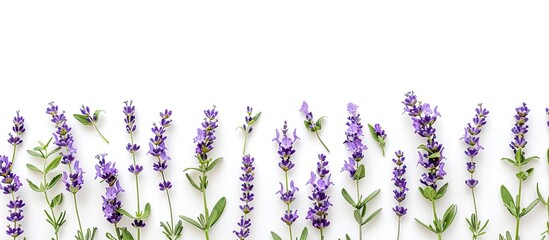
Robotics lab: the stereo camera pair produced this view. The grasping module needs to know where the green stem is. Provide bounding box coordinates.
[356,179,362,240]
[284,171,294,240]
[431,200,442,240]
[381,147,385,157]
[243,131,249,155]
[515,163,523,240]
[204,230,210,240]
[10,145,17,170]
[42,152,60,240]
[73,193,84,236]
[202,170,210,240]
[92,122,109,144]
[320,228,324,240]
[396,216,401,240]
[113,223,119,240]
[315,131,330,153]
[160,171,175,228]
[129,133,142,240]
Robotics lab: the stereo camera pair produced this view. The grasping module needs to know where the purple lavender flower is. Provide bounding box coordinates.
[342,103,366,180]
[240,106,261,155]
[402,92,446,190]
[7,111,25,147]
[194,106,219,160]
[546,107,549,127]
[46,102,76,165]
[73,105,109,143]
[273,121,299,172]
[392,151,408,217]
[62,161,84,194]
[306,154,333,238]
[1,156,25,239]
[300,101,330,152]
[462,103,489,189]
[149,109,173,191]
[233,155,255,240]
[95,154,125,224]
[510,103,529,152]
[368,123,387,156]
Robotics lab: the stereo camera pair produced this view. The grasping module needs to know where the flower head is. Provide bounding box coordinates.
[102,181,124,224]
[79,105,96,123]
[149,109,173,190]
[402,92,446,190]
[306,154,333,230]
[0,155,25,238]
[462,104,489,188]
[342,103,366,179]
[509,103,529,152]
[273,121,299,171]
[392,151,408,217]
[194,106,218,160]
[123,100,137,134]
[62,161,84,194]
[233,155,255,239]
[47,102,77,165]
[95,154,118,186]
[7,111,25,146]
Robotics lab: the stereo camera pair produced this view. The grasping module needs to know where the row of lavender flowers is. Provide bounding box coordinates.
[0,92,548,240]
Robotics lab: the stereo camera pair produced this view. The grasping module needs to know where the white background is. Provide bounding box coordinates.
[1,1,549,240]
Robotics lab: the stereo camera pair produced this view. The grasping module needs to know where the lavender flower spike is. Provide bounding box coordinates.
[1,156,25,239]
[392,151,408,240]
[270,121,307,240]
[402,92,456,240]
[73,105,109,144]
[240,106,261,155]
[499,103,540,240]
[306,154,333,240]
[233,155,255,240]
[341,102,381,240]
[368,123,387,156]
[300,101,330,152]
[462,104,489,240]
[7,111,25,168]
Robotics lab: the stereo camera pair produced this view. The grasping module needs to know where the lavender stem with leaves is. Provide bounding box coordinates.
[462,104,489,240]
[402,92,457,240]
[499,103,540,240]
[271,121,308,240]
[392,151,408,240]
[181,106,226,240]
[94,153,134,240]
[118,100,149,239]
[300,101,330,153]
[535,107,549,240]
[234,106,260,240]
[306,154,333,240]
[368,123,387,156]
[341,103,382,240]
[47,102,97,240]
[73,105,109,144]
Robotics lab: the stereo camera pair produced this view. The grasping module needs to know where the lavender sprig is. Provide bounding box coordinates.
[392,151,408,240]
[402,92,456,240]
[95,154,134,240]
[1,156,25,239]
[368,123,387,156]
[239,106,261,155]
[118,100,149,239]
[540,107,549,239]
[306,154,333,240]
[26,138,65,240]
[73,105,109,144]
[270,121,308,240]
[181,106,226,240]
[499,103,540,240]
[300,101,330,153]
[234,155,255,240]
[462,104,489,240]
[341,103,381,240]
[147,109,183,240]
[47,102,97,240]
[7,111,25,168]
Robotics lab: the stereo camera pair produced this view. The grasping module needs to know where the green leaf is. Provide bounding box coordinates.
[141,203,151,219]
[46,147,62,158]
[546,148,549,165]
[435,183,449,200]
[346,234,351,240]
[521,198,540,217]
[186,173,202,191]
[270,232,283,240]
[208,197,226,227]
[105,232,116,240]
[299,227,308,240]
[423,186,436,201]
[26,164,43,174]
[500,185,514,205]
[354,165,365,180]
[522,156,539,165]
[315,116,327,130]
[428,151,441,159]
[362,208,382,225]
[206,157,223,172]
[93,109,105,123]
[353,209,362,225]
[45,156,62,173]
[47,174,62,190]
[501,157,517,166]
[117,208,136,219]
[183,167,203,173]
[73,114,92,125]
[417,144,431,154]
[50,193,63,208]
[252,112,261,122]
[26,179,42,192]
[341,188,356,207]
[503,202,517,217]
[415,218,436,233]
[537,183,548,205]
[515,148,524,164]
[418,187,427,199]
[180,215,203,230]
[361,189,380,206]
[442,204,457,231]
[367,124,379,143]
[27,149,43,158]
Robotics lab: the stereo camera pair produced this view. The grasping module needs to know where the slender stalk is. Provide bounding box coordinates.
[92,122,109,144]
[431,200,442,240]
[356,179,362,240]
[160,171,175,228]
[284,171,293,240]
[73,194,84,235]
[113,223,119,240]
[11,192,17,240]
[515,162,523,240]
[129,133,141,240]
[320,228,324,240]
[242,131,249,155]
[202,170,210,240]
[42,151,59,240]
[315,131,330,153]
[10,145,17,169]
